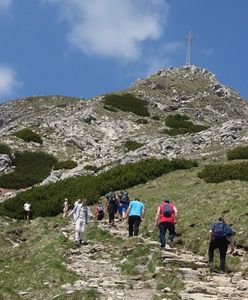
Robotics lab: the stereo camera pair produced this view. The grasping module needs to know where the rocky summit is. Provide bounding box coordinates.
[1,64,248,184]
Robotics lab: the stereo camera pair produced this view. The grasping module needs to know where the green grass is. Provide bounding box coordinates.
[0,143,11,155]
[14,128,43,144]
[124,140,144,152]
[227,146,248,160]
[54,160,77,170]
[103,93,149,116]
[0,216,79,300]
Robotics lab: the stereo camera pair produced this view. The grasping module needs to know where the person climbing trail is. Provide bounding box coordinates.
[105,189,118,227]
[126,196,145,237]
[154,197,177,250]
[23,201,32,220]
[118,190,130,221]
[95,201,105,223]
[62,198,69,218]
[208,216,235,272]
[68,199,92,247]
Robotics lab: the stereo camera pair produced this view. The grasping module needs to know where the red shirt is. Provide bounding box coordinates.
[159,202,175,224]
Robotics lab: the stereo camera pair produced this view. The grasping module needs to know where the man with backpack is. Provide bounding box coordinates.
[126,196,145,237]
[118,190,130,221]
[105,189,118,227]
[154,197,177,250]
[208,217,235,272]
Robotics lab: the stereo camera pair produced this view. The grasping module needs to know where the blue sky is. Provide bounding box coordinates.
[0,0,247,103]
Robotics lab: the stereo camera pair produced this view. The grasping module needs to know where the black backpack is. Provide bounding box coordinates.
[163,203,173,217]
[107,192,116,204]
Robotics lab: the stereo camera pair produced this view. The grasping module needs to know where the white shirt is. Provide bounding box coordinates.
[24,203,31,211]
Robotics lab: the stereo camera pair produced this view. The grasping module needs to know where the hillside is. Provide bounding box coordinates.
[1,65,248,188]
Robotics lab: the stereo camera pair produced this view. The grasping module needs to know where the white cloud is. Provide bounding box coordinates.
[0,65,20,98]
[44,0,169,61]
[0,0,11,11]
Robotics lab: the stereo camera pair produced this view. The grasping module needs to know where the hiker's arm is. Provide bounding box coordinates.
[125,205,130,218]
[229,236,235,253]
[68,205,76,217]
[141,208,145,220]
[208,229,213,242]
[173,206,178,217]
[154,207,160,227]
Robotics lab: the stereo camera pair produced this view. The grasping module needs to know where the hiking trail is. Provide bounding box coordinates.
[61,219,248,300]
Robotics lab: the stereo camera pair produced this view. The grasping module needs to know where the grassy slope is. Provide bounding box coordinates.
[127,167,248,254]
[1,166,247,299]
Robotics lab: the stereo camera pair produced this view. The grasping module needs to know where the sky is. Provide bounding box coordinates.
[0,0,248,103]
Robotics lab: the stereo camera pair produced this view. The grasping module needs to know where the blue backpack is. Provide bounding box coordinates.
[163,203,173,217]
[212,222,229,239]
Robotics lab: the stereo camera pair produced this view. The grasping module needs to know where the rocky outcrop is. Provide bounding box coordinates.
[0,154,11,172]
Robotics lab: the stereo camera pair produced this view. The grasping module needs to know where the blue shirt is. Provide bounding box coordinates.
[128,200,145,217]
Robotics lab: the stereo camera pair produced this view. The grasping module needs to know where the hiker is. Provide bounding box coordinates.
[72,198,80,221]
[23,201,31,220]
[105,189,118,227]
[68,199,92,247]
[62,198,69,218]
[154,197,177,249]
[118,191,130,221]
[126,196,145,237]
[208,217,235,272]
[95,202,105,223]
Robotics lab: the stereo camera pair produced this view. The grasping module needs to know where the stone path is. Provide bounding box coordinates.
[62,219,248,300]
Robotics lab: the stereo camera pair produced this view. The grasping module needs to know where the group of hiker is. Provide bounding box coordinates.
[61,189,235,273]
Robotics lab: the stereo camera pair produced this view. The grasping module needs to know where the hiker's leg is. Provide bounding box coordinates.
[168,222,175,241]
[219,241,228,271]
[75,219,82,242]
[159,222,166,248]
[128,216,135,236]
[208,240,216,264]
[133,216,141,236]
[80,223,86,243]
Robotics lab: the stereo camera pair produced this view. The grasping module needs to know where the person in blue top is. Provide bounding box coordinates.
[208,217,235,272]
[126,196,145,237]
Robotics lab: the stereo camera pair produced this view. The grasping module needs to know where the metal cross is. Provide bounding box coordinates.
[185,32,196,65]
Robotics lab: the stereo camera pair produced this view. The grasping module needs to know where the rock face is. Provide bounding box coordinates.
[0,65,248,183]
[0,154,11,172]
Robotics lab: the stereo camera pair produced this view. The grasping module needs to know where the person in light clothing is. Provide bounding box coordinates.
[23,201,31,220]
[68,199,92,246]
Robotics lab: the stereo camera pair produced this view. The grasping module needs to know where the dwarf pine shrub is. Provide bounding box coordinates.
[0,158,197,219]
[198,162,248,183]
[164,114,209,136]
[54,160,77,170]
[103,94,149,116]
[124,140,144,152]
[14,128,43,144]
[0,144,11,155]
[227,146,248,160]
[0,151,57,189]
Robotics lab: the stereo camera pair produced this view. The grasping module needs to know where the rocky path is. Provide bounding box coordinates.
[62,220,248,300]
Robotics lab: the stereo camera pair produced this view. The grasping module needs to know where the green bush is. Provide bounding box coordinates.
[0,158,197,219]
[0,144,11,155]
[163,114,209,136]
[151,115,160,120]
[14,128,43,144]
[198,162,248,183]
[54,160,77,170]
[103,105,118,112]
[227,146,248,160]
[124,141,144,152]
[0,151,57,189]
[135,118,149,124]
[103,94,149,116]
[84,165,100,173]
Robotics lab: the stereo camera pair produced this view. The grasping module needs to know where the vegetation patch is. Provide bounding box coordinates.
[198,162,248,183]
[0,144,11,156]
[0,217,79,300]
[54,160,77,170]
[135,118,149,124]
[0,158,197,219]
[14,128,43,144]
[227,146,248,160]
[103,94,149,116]
[84,165,101,173]
[163,114,209,136]
[124,140,144,152]
[0,151,57,189]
